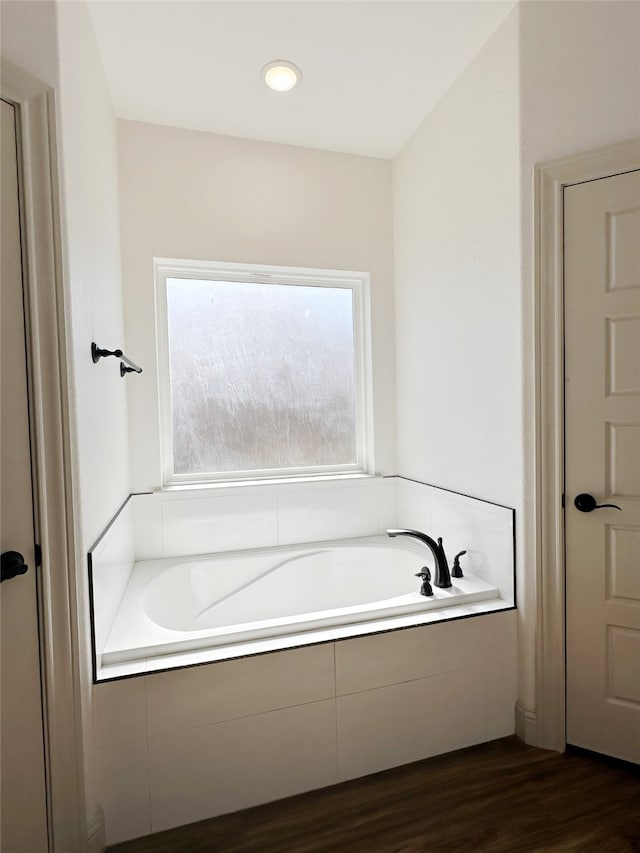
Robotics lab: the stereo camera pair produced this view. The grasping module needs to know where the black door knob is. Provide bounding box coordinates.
[1,551,29,583]
[574,493,622,513]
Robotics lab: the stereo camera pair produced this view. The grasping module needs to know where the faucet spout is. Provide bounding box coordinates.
[386,528,453,588]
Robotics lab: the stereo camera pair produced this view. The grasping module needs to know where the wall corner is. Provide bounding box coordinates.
[515,700,538,746]
[87,805,106,853]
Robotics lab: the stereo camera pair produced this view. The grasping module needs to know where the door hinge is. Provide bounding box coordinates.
[561,493,565,509]
[34,543,42,567]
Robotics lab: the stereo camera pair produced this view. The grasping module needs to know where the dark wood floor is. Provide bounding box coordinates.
[109,737,639,852]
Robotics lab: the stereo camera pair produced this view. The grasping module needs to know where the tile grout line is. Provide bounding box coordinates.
[482,660,489,745]
[144,692,338,741]
[333,642,341,782]
[159,496,166,557]
[143,675,153,836]
[335,661,498,700]
[97,657,512,748]
[99,652,518,748]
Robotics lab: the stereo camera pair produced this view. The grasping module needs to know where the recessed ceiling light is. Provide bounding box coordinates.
[262,60,301,92]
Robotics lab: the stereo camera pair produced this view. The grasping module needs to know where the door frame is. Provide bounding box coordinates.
[534,137,640,752]
[1,58,87,851]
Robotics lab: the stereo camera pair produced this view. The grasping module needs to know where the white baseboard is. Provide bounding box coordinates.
[87,806,105,853]
[515,701,538,745]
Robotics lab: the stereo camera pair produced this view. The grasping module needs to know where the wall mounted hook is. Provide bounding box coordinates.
[91,342,122,362]
[120,362,139,377]
[92,342,142,376]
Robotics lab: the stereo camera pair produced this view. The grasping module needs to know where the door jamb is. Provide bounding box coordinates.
[1,58,87,851]
[534,138,640,752]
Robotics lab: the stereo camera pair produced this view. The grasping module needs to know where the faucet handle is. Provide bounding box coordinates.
[415,568,433,597]
[451,550,467,578]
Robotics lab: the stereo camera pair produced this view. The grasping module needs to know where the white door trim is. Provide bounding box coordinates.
[1,58,88,851]
[534,137,640,752]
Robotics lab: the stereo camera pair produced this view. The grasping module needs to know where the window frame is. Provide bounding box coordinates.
[155,258,374,487]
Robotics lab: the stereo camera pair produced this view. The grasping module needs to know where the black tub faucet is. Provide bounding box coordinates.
[386,528,453,588]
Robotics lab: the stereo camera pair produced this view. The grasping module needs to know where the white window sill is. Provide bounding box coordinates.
[157,472,387,495]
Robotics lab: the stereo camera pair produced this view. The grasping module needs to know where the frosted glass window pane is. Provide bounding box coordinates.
[167,278,357,475]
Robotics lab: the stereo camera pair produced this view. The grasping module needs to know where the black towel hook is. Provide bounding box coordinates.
[91,342,142,376]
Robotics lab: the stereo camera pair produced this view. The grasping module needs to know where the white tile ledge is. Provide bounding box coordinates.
[155,472,385,498]
[96,599,514,682]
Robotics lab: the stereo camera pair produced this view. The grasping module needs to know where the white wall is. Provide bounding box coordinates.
[2,0,130,844]
[4,0,133,540]
[1,1,59,86]
[392,0,640,737]
[392,11,521,505]
[56,3,130,839]
[517,0,640,736]
[392,7,522,688]
[56,1,130,546]
[519,0,640,167]
[117,120,396,491]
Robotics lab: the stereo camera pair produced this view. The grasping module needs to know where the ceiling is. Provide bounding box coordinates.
[88,1,515,159]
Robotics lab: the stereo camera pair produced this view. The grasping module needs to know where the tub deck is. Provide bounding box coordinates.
[98,535,512,680]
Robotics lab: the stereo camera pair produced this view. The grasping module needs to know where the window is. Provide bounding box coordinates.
[155,259,373,485]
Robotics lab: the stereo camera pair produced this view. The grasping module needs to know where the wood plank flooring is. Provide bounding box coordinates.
[109,737,639,852]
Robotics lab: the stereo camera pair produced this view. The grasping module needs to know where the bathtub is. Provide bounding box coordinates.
[99,535,503,674]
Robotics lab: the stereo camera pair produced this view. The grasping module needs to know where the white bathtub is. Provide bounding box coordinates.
[100,535,502,672]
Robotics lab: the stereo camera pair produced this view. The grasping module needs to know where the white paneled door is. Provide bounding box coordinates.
[1,98,49,851]
[565,169,640,763]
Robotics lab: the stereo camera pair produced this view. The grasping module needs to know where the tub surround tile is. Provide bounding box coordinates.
[377,476,399,530]
[91,556,134,656]
[125,477,514,595]
[428,486,514,602]
[483,657,518,741]
[125,478,514,605]
[276,484,379,545]
[434,516,513,604]
[132,493,163,560]
[483,609,518,661]
[94,608,517,845]
[98,556,504,680]
[327,605,471,642]
[327,599,512,645]
[148,699,338,834]
[162,493,278,557]
[141,628,337,676]
[91,496,134,564]
[397,485,473,578]
[395,478,434,532]
[159,482,277,501]
[90,499,136,655]
[146,644,335,736]
[96,599,511,682]
[132,477,389,561]
[274,476,381,495]
[335,616,487,696]
[93,677,147,748]
[336,666,486,782]
[395,478,515,605]
[467,600,514,615]
[430,666,487,753]
[430,499,487,571]
[93,477,517,844]
[95,738,151,847]
[97,660,151,681]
